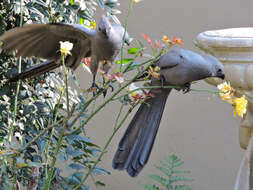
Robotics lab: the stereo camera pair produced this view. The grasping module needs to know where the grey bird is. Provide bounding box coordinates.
[0,15,131,88]
[112,48,225,177]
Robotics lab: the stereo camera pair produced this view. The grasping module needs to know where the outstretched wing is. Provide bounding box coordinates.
[0,23,96,60]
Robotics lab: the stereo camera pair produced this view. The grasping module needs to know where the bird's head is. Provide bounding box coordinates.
[204,54,225,80]
[97,15,112,37]
[123,31,132,46]
[97,15,132,46]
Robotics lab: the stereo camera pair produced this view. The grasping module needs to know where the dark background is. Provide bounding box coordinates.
[76,0,253,189]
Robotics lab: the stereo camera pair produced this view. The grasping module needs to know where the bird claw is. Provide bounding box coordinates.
[182,83,191,94]
[88,82,103,96]
[102,83,114,97]
[160,76,166,88]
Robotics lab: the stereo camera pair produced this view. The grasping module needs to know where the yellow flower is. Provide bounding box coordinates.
[133,0,142,2]
[217,81,234,103]
[233,95,248,118]
[90,21,96,29]
[59,41,73,56]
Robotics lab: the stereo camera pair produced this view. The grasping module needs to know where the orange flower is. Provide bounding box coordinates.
[148,66,160,79]
[114,73,124,83]
[82,57,92,74]
[141,33,153,47]
[162,35,169,43]
[171,37,183,45]
[162,36,183,45]
[98,70,124,83]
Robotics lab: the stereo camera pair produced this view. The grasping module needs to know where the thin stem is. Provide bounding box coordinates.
[73,106,136,190]
[8,0,24,143]
[66,83,107,130]
[45,88,65,178]
[120,0,134,72]
[114,103,124,130]
[62,55,70,114]
[67,52,161,136]
[43,54,75,189]
[112,85,220,101]
[11,1,23,189]
[122,51,163,74]
[65,52,161,134]
[67,70,140,136]
[54,87,65,123]
[43,123,66,190]
[20,117,67,153]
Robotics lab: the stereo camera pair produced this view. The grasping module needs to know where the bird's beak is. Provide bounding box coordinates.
[218,73,225,80]
[101,28,107,36]
[125,37,133,46]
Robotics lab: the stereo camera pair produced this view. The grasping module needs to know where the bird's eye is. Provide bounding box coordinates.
[179,55,183,59]
[217,68,222,73]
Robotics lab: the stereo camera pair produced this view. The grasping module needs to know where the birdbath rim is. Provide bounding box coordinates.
[196,27,253,49]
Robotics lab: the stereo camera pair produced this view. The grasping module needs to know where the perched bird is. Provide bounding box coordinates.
[112,48,225,177]
[0,15,131,88]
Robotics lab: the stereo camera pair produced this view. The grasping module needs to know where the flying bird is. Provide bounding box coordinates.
[112,48,225,177]
[0,15,131,89]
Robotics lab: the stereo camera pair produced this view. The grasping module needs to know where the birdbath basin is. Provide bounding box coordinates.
[195,27,253,149]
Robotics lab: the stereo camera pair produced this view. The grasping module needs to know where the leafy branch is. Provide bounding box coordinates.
[141,155,194,190]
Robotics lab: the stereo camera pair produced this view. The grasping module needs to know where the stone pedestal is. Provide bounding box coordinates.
[195,27,253,190]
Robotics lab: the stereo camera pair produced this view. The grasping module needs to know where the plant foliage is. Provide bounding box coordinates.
[0,0,121,189]
[141,155,194,190]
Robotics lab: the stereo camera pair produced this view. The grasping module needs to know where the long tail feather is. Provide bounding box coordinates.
[112,88,171,177]
[9,60,59,82]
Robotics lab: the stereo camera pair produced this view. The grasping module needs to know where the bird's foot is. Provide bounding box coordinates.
[88,82,103,96]
[160,75,166,88]
[102,82,114,97]
[182,83,191,94]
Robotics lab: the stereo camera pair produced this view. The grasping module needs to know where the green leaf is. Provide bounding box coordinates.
[140,183,161,190]
[115,58,134,65]
[155,166,172,177]
[67,134,92,145]
[27,161,42,167]
[128,47,141,54]
[34,0,48,7]
[93,166,110,175]
[169,176,193,182]
[68,163,86,170]
[70,0,75,5]
[79,18,84,24]
[36,138,46,152]
[73,172,84,179]
[95,181,105,187]
[71,149,85,157]
[147,174,168,186]
[96,0,105,8]
[124,61,141,72]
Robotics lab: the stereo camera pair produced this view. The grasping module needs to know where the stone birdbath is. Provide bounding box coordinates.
[195,27,253,190]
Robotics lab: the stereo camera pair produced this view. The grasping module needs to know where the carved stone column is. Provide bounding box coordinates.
[195,27,253,190]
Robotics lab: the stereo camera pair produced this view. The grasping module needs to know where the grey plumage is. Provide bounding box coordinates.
[112,48,225,177]
[0,15,131,82]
